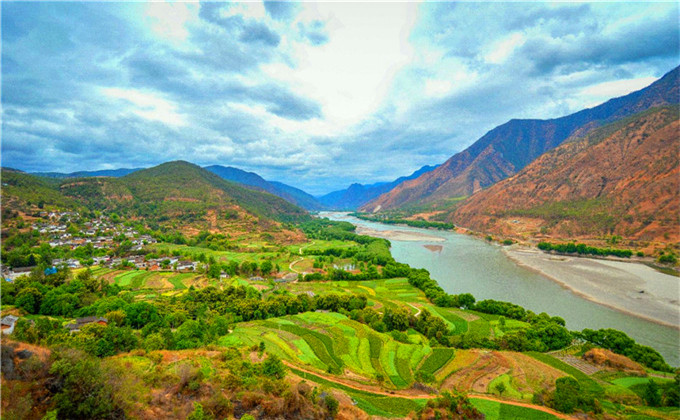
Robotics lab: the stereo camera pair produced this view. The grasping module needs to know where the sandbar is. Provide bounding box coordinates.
[355,226,445,242]
[505,248,680,329]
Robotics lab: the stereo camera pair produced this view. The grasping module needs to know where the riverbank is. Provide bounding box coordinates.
[355,226,445,242]
[505,247,680,329]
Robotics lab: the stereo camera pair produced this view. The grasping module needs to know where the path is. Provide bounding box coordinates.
[289,241,315,275]
[407,302,422,316]
[284,361,575,419]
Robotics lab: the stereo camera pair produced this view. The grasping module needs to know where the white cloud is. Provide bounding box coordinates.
[484,32,525,64]
[101,87,187,127]
[579,76,659,107]
[262,2,419,130]
[144,2,198,43]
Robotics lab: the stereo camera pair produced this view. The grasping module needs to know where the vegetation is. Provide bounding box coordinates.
[350,212,455,230]
[538,241,633,258]
[1,181,676,419]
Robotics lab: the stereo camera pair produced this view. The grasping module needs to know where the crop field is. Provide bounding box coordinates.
[222,311,434,389]
[288,367,427,417]
[92,267,213,291]
[470,398,561,420]
[527,352,604,395]
[439,350,567,399]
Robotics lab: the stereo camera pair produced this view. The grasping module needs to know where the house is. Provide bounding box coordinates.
[7,266,35,280]
[250,276,264,281]
[65,316,108,333]
[66,259,81,268]
[176,260,196,271]
[1,315,19,334]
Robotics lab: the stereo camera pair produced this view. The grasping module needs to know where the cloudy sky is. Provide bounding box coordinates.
[2,1,678,195]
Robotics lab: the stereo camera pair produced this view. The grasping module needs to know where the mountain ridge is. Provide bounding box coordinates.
[362,66,680,211]
[318,164,439,210]
[453,106,680,242]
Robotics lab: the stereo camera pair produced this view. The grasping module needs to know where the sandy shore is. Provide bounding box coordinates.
[355,226,445,242]
[505,248,680,329]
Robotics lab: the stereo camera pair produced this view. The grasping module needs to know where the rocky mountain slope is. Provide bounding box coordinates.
[453,106,679,242]
[363,66,679,212]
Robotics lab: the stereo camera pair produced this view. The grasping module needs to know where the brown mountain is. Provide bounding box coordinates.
[362,66,679,212]
[452,106,680,242]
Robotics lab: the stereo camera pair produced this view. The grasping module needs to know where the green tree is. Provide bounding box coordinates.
[262,354,286,379]
[49,349,116,419]
[552,376,580,413]
[644,380,662,407]
[495,381,506,396]
[15,287,42,313]
[187,402,212,420]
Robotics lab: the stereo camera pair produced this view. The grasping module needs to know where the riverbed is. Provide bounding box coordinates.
[323,212,680,366]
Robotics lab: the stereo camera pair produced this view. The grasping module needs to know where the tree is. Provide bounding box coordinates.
[15,287,42,313]
[552,376,580,413]
[49,349,117,419]
[187,402,211,420]
[494,381,506,396]
[260,260,273,276]
[262,354,286,379]
[644,380,662,407]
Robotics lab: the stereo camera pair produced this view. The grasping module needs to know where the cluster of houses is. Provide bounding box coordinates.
[34,214,157,252]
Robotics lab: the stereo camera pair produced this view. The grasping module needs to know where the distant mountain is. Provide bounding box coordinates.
[32,168,141,178]
[204,165,324,210]
[318,164,439,210]
[363,66,680,212]
[268,181,325,211]
[454,106,679,242]
[4,161,309,225]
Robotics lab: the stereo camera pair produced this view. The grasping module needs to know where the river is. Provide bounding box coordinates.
[323,212,680,366]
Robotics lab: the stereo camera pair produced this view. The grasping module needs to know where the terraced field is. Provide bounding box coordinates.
[222,311,433,388]
[91,267,212,291]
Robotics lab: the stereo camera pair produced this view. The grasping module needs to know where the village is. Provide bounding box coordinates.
[0,211,205,281]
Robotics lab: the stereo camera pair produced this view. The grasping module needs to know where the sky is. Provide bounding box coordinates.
[2,1,678,195]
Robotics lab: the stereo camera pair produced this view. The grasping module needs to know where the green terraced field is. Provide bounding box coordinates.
[224,311,434,388]
[470,398,561,420]
[418,348,455,375]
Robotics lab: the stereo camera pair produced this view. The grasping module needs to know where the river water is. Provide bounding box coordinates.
[323,212,680,366]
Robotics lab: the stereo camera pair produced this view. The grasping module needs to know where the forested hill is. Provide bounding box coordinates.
[2,161,309,225]
[204,165,325,211]
[453,106,680,242]
[363,66,679,212]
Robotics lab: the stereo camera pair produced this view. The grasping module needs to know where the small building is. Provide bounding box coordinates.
[250,276,265,281]
[65,316,108,333]
[1,315,19,335]
[176,261,196,271]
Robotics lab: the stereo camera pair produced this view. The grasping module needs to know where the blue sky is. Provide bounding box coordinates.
[2,1,678,195]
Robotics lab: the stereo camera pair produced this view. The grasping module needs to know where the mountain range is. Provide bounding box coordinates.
[317,164,439,210]
[4,161,308,228]
[363,66,679,213]
[454,105,679,242]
